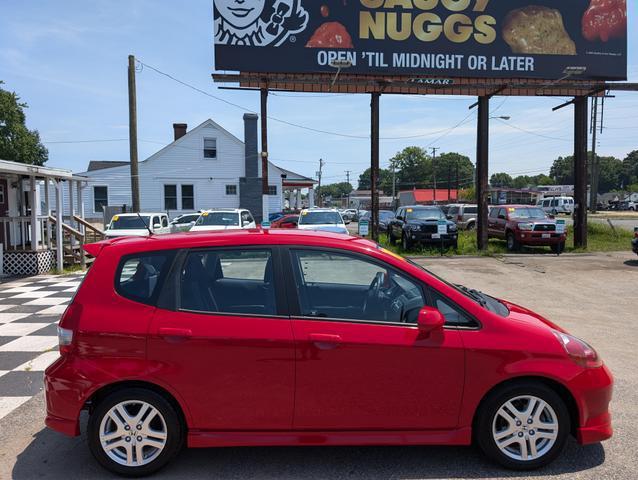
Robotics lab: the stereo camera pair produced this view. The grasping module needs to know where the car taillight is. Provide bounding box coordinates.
[57,326,74,356]
[58,302,83,356]
[553,331,602,368]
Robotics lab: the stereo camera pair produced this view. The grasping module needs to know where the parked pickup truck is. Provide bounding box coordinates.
[488,205,566,253]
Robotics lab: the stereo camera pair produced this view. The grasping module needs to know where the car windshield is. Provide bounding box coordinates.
[509,207,546,219]
[109,216,151,230]
[196,212,239,226]
[299,211,342,225]
[406,208,445,221]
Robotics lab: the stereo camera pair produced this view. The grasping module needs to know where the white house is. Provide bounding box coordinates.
[49,115,316,222]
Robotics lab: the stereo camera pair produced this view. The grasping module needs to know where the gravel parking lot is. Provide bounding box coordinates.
[1,252,636,479]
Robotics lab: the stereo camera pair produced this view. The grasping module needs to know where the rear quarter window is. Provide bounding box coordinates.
[116,251,176,305]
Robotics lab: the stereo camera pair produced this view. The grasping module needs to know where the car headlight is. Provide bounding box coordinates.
[553,331,602,368]
[517,222,534,231]
[409,224,421,231]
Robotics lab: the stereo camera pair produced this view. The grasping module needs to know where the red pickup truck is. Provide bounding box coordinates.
[488,205,567,253]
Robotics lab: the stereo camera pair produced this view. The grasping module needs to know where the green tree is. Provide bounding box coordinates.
[319,182,353,200]
[490,172,513,187]
[622,150,638,187]
[0,81,48,165]
[389,146,429,189]
[357,167,393,193]
[434,152,474,190]
[550,153,623,192]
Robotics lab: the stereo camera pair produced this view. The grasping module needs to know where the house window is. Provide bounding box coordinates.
[182,185,194,210]
[204,138,217,159]
[268,185,277,196]
[0,184,5,204]
[226,185,237,195]
[93,186,108,213]
[164,185,177,210]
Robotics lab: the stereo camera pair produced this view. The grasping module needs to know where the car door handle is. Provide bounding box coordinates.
[158,327,192,338]
[308,333,341,344]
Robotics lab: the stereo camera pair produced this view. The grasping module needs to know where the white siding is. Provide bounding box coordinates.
[50,119,294,220]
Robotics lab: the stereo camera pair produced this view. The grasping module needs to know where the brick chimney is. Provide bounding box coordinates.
[173,123,187,141]
[243,113,258,178]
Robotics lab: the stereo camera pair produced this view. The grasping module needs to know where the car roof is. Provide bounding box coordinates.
[402,205,442,209]
[202,208,243,213]
[88,229,376,257]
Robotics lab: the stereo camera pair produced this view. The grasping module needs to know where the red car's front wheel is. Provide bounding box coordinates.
[476,381,570,470]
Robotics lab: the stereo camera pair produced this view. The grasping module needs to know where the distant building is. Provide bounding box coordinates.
[45,116,316,222]
[399,189,458,206]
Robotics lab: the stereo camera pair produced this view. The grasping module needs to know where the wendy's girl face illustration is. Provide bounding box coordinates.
[215,0,266,29]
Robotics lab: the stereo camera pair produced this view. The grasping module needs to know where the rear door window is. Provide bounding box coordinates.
[465,206,477,214]
[180,249,277,316]
[116,251,175,305]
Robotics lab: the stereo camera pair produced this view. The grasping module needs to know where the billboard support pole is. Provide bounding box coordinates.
[476,96,489,251]
[574,96,588,249]
[370,92,380,242]
[261,87,269,223]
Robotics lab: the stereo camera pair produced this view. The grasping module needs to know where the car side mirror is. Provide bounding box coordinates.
[498,215,506,220]
[417,306,445,334]
[396,215,403,221]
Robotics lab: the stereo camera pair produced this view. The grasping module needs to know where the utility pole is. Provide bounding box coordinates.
[455,160,459,196]
[431,147,439,204]
[127,55,140,212]
[391,163,396,209]
[261,88,269,222]
[345,170,351,208]
[447,163,451,201]
[589,96,599,213]
[371,92,380,241]
[316,158,324,207]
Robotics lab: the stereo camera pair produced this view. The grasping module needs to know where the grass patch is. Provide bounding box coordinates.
[48,264,85,275]
[374,222,633,257]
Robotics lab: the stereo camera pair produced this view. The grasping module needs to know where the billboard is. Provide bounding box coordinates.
[213,0,627,81]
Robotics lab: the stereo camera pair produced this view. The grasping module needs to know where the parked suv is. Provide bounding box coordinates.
[447,203,478,230]
[488,205,566,253]
[387,205,458,250]
[45,230,612,476]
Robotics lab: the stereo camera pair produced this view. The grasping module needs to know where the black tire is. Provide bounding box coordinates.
[388,230,396,245]
[506,232,519,252]
[475,381,570,470]
[467,222,476,231]
[452,241,458,250]
[551,242,565,254]
[401,233,411,252]
[88,388,184,477]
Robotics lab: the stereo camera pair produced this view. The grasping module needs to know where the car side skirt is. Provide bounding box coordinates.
[187,428,472,448]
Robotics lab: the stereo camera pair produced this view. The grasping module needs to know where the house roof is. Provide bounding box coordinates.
[0,158,86,181]
[87,161,129,171]
[277,166,316,185]
[402,189,458,203]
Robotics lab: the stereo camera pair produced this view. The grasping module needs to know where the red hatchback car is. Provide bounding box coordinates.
[45,230,612,476]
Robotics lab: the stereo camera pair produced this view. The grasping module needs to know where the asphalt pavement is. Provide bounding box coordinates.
[1,252,637,479]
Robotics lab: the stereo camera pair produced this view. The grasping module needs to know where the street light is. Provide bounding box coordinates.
[490,115,511,120]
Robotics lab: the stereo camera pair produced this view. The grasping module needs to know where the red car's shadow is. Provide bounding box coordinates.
[13,416,605,479]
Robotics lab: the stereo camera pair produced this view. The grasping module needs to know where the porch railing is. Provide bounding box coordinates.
[0,216,53,251]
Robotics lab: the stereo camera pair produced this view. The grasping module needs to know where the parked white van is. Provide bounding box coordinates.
[104,213,171,238]
[537,196,574,215]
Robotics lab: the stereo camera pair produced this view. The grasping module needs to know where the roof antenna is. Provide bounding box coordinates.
[136,212,153,236]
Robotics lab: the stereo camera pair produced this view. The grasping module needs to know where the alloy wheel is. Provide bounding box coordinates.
[491,395,559,462]
[99,400,168,467]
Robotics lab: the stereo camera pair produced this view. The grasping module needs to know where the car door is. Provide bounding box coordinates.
[147,247,295,430]
[285,248,465,430]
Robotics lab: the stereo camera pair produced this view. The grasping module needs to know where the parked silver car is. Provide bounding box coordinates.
[447,204,478,230]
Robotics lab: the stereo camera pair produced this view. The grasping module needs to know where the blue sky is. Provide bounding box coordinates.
[1,0,636,188]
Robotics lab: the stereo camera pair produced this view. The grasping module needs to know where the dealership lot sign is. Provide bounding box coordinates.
[213,0,627,80]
